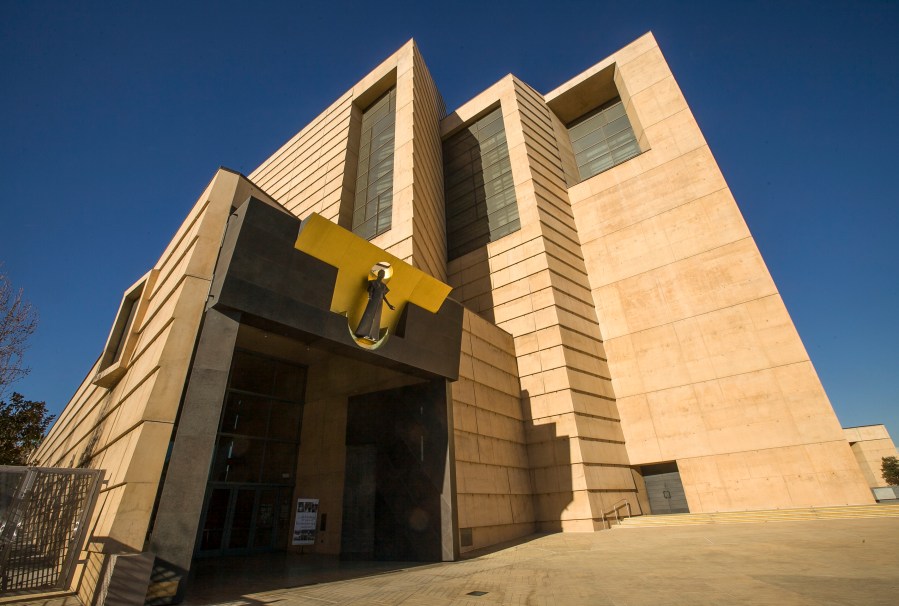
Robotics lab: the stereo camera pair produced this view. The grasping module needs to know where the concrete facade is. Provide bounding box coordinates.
[844,425,899,488]
[554,35,872,514]
[28,34,876,604]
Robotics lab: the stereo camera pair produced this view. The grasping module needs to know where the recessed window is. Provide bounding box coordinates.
[568,98,640,180]
[210,350,306,485]
[352,88,396,240]
[92,270,157,388]
[443,107,520,260]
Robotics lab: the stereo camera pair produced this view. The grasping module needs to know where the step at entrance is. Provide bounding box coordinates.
[613,503,899,528]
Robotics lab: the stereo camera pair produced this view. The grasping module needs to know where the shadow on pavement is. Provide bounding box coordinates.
[182,552,428,605]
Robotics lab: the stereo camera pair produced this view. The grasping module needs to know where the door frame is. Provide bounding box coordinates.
[195,483,290,557]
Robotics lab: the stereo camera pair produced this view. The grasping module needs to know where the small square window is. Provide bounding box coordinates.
[567,99,641,181]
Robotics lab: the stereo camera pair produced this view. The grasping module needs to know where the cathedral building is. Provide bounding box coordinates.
[31,33,874,604]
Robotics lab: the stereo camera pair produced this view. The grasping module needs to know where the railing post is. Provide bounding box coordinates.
[600,499,636,530]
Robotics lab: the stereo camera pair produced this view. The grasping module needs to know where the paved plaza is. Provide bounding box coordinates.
[177,518,899,606]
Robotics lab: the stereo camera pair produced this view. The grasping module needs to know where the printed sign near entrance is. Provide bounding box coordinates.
[292,498,319,545]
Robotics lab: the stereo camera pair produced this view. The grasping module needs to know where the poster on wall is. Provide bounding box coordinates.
[292,498,319,546]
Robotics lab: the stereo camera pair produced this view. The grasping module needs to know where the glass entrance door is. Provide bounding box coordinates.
[197,485,291,556]
[195,349,308,558]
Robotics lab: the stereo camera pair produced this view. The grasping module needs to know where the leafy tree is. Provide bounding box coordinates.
[882,456,899,486]
[0,269,38,400]
[0,392,54,465]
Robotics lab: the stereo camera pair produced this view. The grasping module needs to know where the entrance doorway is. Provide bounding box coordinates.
[197,486,292,555]
[340,380,449,561]
[642,462,689,514]
[196,350,307,557]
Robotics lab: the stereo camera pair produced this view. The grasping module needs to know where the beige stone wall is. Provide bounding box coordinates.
[444,76,639,530]
[845,425,899,488]
[453,310,535,552]
[554,33,873,511]
[249,87,353,223]
[249,40,446,280]
[408,47,448,281]
[33,169,277,602]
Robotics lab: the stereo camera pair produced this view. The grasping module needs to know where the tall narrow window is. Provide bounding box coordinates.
[92,270,157,388]
[199,350,306,554]
[443,107,519,261]
[352,88,396,240]
[210,350,306,486]
[568,98,640,180]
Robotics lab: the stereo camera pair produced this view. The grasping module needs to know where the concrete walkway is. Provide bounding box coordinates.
[181,518,899,606]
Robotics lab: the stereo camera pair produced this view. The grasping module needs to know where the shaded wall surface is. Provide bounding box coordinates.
[293,348,431,558]
[845,425,899,488]
[343,380,449,561]
[453,310,535,553]
[443,74,640,532]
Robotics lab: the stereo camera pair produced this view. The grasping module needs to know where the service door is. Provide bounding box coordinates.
[642,463,689,514]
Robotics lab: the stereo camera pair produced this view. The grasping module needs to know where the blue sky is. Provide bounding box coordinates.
[1,1,897,440]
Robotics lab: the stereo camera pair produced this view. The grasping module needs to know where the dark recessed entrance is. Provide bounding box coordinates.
[198,485,293,555]
[196,350,306,557]
[341,380,448,561]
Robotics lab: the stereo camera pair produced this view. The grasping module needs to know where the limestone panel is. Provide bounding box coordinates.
[844,425,899,487]
[564,34,873,511]
[453,309,535,554]
[250,41,445,280]
[678,439,873,512]
[572,146,729,246]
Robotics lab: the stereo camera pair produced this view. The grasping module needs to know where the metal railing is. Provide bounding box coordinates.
[600,499,632,529]
[0,466,103,595]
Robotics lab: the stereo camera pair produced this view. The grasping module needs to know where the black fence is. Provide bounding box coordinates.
[0,466,103,595]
